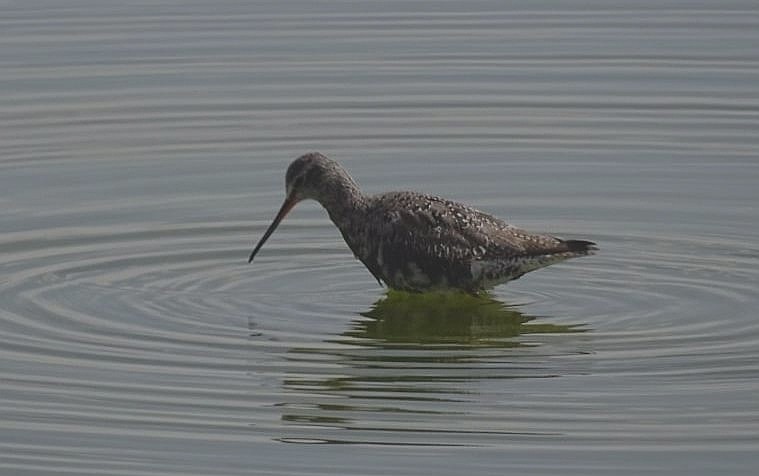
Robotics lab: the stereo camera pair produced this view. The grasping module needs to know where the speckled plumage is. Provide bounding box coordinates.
[249,152,597,292]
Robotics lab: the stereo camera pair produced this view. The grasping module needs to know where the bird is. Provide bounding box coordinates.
[248,152,597,293]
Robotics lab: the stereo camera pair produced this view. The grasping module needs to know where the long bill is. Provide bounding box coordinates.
[248,194,298,263]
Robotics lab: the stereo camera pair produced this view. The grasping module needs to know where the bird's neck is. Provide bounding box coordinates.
[314,173,368,230]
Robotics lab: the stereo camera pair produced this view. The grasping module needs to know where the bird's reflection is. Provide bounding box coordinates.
[343,290,580,347]
[278,292,587,435]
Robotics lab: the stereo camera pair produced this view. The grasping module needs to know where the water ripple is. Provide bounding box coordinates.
[2,1,759,475]
[1,215,757,450]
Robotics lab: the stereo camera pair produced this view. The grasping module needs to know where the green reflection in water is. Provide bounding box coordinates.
[345,290,582,347]
[279,292,588,433]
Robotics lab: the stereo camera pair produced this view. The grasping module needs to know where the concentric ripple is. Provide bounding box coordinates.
[2,212,758,452]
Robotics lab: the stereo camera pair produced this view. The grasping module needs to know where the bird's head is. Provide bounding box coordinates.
[283,152,335,202]
[248,152,352,264]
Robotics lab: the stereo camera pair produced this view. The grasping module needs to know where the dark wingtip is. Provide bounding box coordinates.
[563,239,599,253]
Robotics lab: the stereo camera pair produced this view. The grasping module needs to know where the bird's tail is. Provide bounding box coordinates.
[562,239,598,254]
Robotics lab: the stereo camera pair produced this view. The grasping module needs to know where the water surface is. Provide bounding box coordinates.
[2,1,759,474]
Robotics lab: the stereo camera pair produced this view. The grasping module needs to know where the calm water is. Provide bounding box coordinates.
[2,1,759,474]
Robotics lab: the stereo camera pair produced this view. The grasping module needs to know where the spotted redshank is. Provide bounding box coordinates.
[248,152,597,292]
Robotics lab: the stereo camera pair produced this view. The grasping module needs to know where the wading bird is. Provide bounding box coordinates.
[249,152,596,292]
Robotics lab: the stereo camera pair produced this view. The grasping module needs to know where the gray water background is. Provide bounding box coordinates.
[2,1,759,474]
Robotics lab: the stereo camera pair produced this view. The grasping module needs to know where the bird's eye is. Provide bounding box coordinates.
[293,174,306,189]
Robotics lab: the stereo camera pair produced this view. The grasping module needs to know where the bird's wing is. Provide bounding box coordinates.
[359,192,596,290]
[370,192,588,260]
